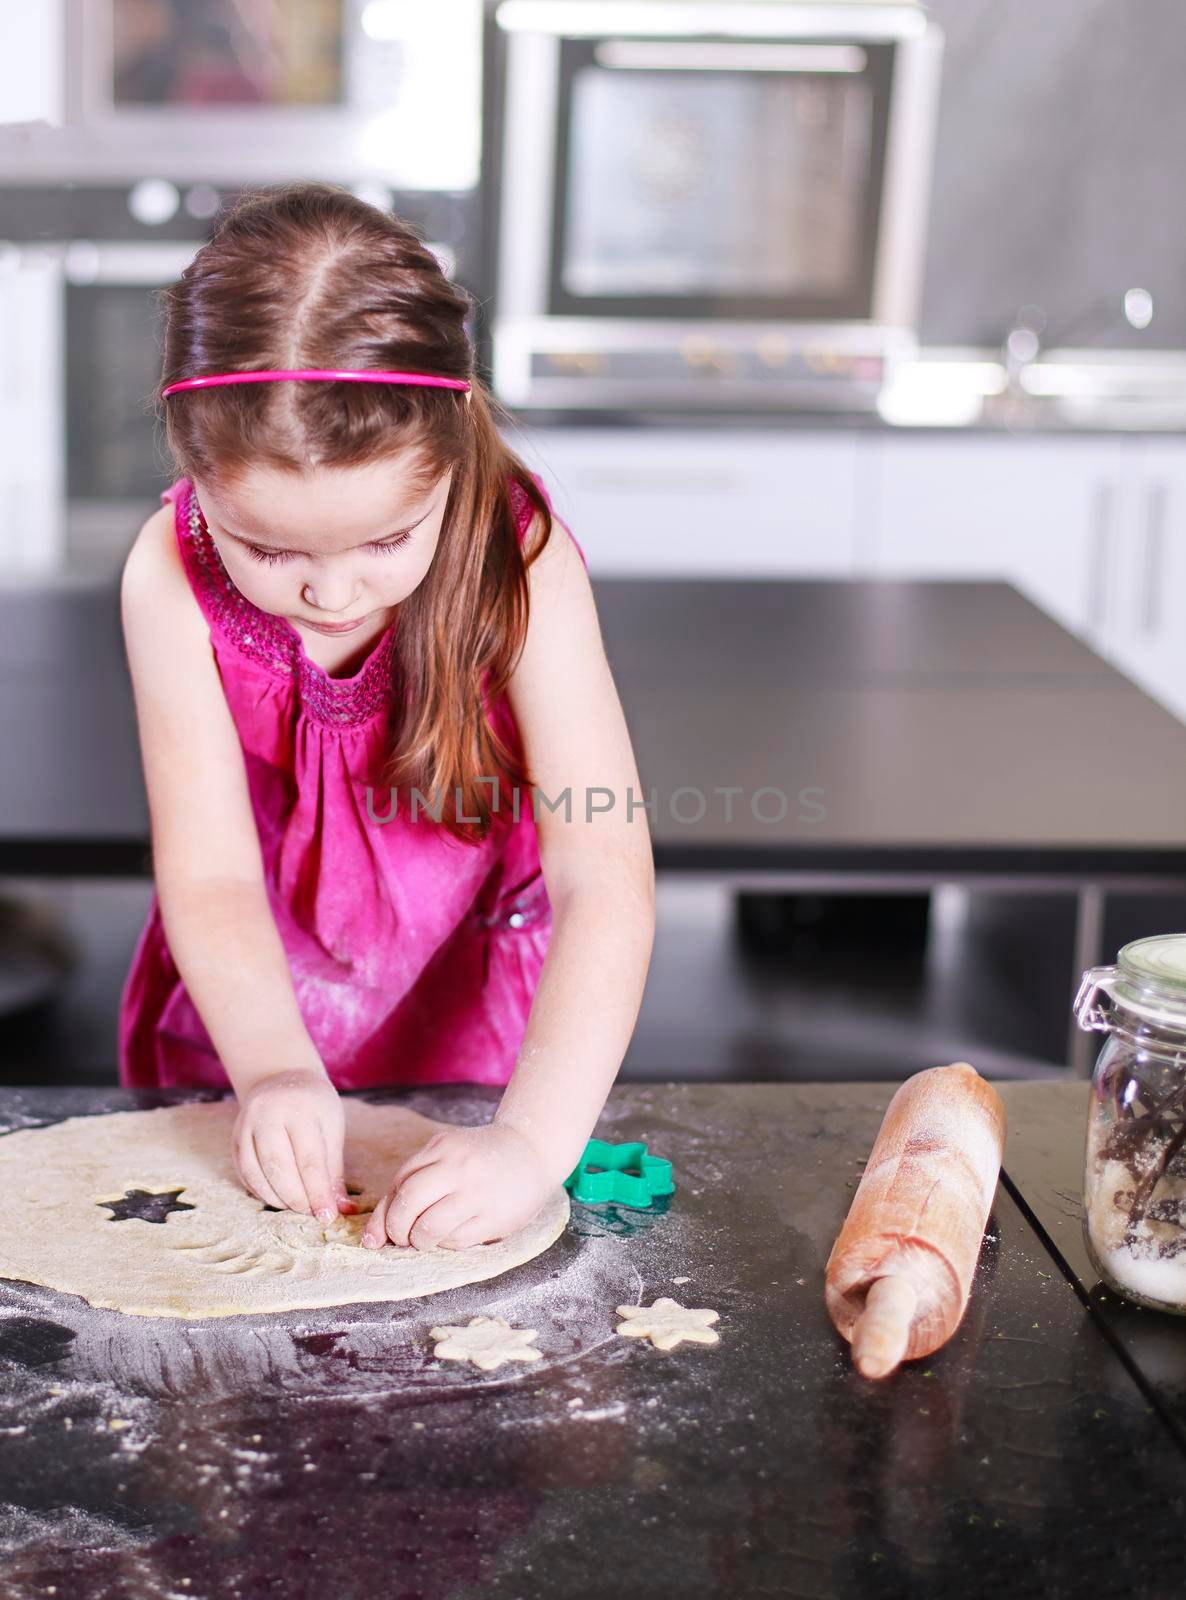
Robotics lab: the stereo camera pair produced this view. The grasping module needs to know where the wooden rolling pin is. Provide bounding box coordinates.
[824,1062,1007,1380]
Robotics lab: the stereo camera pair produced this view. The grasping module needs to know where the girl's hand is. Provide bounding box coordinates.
[232,1068,356,1224]
[360,1124,553,1253]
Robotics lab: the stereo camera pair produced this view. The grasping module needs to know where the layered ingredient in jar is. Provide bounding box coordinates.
[1086,1080,1186,1308]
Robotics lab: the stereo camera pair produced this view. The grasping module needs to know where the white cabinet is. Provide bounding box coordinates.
[501,420,1186,727]
[0,248,64,574]
[1100,439,1186,723]
[505,426,858,576]
[865,429,1186,725]
[859,433,1132,641]
[0,2,62,128]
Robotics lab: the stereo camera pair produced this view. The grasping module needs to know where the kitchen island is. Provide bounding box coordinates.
[7,577,1186,1076]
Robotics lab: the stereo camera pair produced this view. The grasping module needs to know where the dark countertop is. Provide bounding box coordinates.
[1,1080,1184,1599]
[506,405,1186,438]
[999,1078,1186,1451]
[7,577,1186,882]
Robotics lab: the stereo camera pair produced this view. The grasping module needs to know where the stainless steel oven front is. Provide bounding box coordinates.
[488,2,943,411]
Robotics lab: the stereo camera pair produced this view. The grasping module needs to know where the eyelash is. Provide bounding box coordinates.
[242,530,414,567]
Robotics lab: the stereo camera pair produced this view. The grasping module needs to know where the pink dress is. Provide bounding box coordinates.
[118,472,587,1093]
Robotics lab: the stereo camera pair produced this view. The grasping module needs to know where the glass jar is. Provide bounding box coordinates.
[1075,934,1186,1313]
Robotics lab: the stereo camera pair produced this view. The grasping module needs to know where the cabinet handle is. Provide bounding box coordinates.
[1140,481,1168,636]
[1087,481,1112,633]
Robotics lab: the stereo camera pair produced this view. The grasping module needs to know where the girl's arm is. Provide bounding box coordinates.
[492,508,656,1179]
[121,505,354,1222]
[363,507,656,1251]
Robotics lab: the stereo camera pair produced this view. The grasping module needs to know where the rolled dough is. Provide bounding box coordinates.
[0,1100,569,1320]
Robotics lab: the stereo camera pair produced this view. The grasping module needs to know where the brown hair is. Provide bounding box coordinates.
[153,179,554,845]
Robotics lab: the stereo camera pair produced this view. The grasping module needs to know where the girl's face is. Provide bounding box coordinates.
[193,453,454,639]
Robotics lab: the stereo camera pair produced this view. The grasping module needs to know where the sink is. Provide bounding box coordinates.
[879,348,1186,430]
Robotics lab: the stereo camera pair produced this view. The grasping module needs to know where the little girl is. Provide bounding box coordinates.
[118,181,655,1254]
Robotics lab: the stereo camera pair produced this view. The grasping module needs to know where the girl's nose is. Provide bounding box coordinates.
[303,577,362,614]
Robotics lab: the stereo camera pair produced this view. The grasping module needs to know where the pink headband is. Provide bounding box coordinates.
[162,368,471,397]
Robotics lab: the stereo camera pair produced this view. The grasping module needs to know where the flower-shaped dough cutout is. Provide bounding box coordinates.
[429,1315,543,1371]
[616,1297,720,1351]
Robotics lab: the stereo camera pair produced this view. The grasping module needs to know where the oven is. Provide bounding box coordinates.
[485,2,943,412]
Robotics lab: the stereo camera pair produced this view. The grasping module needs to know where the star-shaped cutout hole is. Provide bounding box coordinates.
[428,1316,543,1372]
[96,1188,196,1225]
[615,1297,720,1351]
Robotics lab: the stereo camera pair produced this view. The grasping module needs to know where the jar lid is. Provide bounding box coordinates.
[1111,934,1186,1028]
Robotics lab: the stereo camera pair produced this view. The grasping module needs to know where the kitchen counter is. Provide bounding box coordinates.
[502,348,1186,435]
[1,1080,1183,1598]
[506,405,1186,436]
[999,1079,1186,1448]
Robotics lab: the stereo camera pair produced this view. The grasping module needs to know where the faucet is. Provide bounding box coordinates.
[1000,288,1154,397]
[1001,304,1046,395]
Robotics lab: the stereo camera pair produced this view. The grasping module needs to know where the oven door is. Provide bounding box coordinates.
[0,242,169,576]
[554,36,893,321]
[62,241,198,571]
[491,2,942,409]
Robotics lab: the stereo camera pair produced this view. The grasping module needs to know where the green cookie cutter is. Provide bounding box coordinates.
[563,1138,675,1208]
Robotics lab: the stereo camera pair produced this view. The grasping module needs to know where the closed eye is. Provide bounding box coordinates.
[243,529,415,566]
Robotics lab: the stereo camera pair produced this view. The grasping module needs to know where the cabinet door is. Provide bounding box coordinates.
[1100,439,1186,724]
[504,427,858,575]
[864,434,1129,640]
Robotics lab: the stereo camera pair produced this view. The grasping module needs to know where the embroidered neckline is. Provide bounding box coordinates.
[180,480,398,727]
[176,475,535,730]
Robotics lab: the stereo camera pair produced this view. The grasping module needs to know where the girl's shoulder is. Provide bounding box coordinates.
[120,487,232,728]
[512,471,588,571]
[509,473,538,542]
